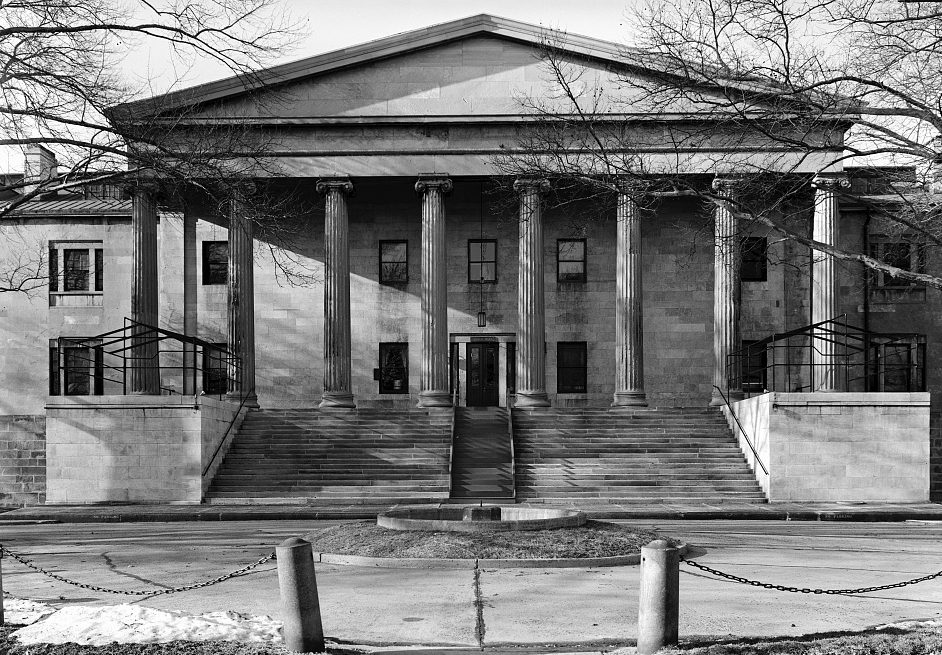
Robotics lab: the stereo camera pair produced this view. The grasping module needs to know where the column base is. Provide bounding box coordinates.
[514,390,551,408]
[611,391,648,407]
[320,392,356,409]
[226,391,259,409]
[417,390,452,408]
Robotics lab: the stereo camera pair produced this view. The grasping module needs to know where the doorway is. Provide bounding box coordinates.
[466,342,499,406]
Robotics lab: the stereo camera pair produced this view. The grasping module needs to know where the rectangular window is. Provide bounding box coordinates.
[741,237,768,282]
[379,240,408,284]
[379,342,409,394]
[468,239,497,283]
[741,340,767,393]
[63,249,90,291]
[557,239,587,283]
[203,343,228,394]
[870,239,925,288]
[202,241,228,285]
[49,339,103,396]
[557,342,588,393]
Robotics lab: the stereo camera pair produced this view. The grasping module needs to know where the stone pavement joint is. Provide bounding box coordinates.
[2,501,942,523]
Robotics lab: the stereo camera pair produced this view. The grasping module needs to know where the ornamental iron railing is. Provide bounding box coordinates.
[727,315,926,399]
[50,317,242,397]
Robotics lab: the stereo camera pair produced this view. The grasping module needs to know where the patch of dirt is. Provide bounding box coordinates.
[303,520,671,559]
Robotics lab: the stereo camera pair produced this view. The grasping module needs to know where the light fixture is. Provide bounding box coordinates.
[477,310,487,328]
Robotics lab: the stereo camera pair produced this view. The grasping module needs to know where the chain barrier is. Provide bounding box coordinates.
[0,544,276,596]
[681,556,942,595]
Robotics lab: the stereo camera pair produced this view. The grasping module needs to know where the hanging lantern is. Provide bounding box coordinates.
[477,310,487,328]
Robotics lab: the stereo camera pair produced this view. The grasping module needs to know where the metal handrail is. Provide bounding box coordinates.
[712,384,768,476]
[506,397,517,500]
[446,379,460,497]
[202,387,254,478]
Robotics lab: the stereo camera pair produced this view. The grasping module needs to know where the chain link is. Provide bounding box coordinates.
[681,556,942,595]
[1,544,276,596]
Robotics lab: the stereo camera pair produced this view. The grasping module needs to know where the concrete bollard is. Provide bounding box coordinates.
[637,539,680,655]
[276,537,324,653]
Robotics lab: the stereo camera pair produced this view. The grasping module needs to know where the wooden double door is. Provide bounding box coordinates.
[466,342,499,407]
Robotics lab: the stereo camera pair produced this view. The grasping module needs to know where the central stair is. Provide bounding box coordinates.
[205,408,452,504]
[449,407,514,500]
[513,407,766,503]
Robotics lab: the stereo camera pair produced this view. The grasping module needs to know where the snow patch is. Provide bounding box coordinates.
[11,604,284,646]
[2,596,58,625]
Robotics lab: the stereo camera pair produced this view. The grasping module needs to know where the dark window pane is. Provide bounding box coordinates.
[95,249,103,292]
[741,237,768,282]
[64,249,89,291]
[203,345,228,394]
[557,342,588,393]
[741,340,767,392]
[883,345,912,392]
[558,261,585,282]
[202,241,228,285]
[379,241,408,283]
[49,247,58,292]
[94,346,104,395]
[379,342,409,394]
[64,346,90,395]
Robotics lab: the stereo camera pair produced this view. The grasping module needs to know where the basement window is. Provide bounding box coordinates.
[379,342,409,394]
[556,342,587,394]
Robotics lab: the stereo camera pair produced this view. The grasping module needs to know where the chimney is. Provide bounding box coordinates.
[23,145,58,195]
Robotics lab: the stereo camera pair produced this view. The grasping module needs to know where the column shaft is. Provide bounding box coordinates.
[182,209,198,395]
[130,187,160,394]
[226,193,258,406]
[711,177,742,405]
[317,178,355,408]
[416,175,453,407]
[613,184,647,406]
[811,175,849,392]
[514,179,551,408]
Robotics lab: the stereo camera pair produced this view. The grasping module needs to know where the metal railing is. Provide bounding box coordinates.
[50,318,242,398]
[726,315,926,399]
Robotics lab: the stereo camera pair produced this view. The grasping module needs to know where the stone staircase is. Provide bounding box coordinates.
[205,408,452,504]
[513,407,766,503]
[449,407,515,500]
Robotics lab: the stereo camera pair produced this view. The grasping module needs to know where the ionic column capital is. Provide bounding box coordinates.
[513,177,551,195]
[316,177,354,196]
[811,175,850,192]
[415,173,453,195]
[711,175,747,196]
[616,177,650,198]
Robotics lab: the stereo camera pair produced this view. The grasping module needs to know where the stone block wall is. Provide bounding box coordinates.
[200,397,247,493]
[0,414,46,506]
[728,392,931,502]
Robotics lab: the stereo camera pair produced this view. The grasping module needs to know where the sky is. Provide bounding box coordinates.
[2,1,635,173]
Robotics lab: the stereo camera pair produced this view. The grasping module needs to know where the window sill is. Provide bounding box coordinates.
[869,287,926,304]
[50,293,104,307]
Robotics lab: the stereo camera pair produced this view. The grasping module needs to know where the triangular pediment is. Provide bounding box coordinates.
[115,15,725,121]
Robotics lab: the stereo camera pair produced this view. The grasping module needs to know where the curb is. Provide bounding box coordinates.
[313,543,688,569]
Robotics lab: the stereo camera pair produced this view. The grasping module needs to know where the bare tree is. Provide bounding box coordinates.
[494,0,942,289]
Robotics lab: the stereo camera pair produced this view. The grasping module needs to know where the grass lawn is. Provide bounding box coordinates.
[302,519,667,559]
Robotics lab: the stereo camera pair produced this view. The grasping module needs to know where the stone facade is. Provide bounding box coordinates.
[0,415,46,505]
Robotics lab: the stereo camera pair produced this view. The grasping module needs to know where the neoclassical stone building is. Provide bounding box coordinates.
[0,15,937,506]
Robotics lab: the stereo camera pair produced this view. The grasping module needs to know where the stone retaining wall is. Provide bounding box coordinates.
[0,414,46,506]
[728,392,931,502]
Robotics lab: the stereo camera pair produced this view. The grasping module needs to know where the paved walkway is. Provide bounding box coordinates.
[1,520,941,649]
[2,500,942,523]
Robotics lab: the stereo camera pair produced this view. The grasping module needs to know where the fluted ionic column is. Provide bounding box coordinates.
[416,174,453,408]
[226,189,258,407]
[710,176,743,406]
[811,175,849,392]
[514,178,551,408]
[317,178,355,408]
[130,185,160,394]
[613,181,647,406]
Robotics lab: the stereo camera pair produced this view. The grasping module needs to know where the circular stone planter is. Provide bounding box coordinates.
[377,506,586,532]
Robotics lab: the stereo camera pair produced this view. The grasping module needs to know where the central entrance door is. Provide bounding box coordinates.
[466,342,499,407]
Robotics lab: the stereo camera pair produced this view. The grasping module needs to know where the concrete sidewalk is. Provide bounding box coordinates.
[2,500,942,523]
[1,520,940,648]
